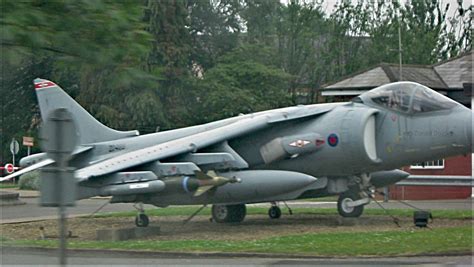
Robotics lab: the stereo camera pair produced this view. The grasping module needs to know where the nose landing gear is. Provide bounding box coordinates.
[337,191,369,218]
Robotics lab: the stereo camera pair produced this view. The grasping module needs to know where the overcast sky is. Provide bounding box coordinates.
[284,0,470,18]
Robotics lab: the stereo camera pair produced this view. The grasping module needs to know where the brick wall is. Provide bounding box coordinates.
[389,155,472,200]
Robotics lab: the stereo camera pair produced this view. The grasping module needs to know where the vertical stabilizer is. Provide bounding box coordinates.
[34,78,139,145]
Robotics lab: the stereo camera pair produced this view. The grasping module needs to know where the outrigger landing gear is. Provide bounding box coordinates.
[134,203,149,227]
[211,204,246,223]
[268,202,282,219]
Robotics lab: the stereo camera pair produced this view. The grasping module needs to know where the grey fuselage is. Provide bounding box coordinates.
[20,82,472,206]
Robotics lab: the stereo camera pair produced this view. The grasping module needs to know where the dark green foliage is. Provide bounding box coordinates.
[193,45,291,122]
[0,0,471,157]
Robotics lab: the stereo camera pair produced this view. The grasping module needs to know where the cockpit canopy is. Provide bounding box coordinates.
[357,82,457,114]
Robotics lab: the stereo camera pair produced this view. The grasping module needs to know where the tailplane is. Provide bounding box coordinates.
[34,78,139,145]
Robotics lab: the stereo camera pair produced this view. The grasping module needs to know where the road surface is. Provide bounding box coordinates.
[1,247,472,266]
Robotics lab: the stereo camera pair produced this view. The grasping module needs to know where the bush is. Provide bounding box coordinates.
[18,171,40,190]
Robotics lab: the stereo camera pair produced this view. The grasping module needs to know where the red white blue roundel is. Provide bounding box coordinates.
[327,133,339,147]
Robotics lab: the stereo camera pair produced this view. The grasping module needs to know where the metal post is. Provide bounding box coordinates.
[39,108,77,266]
[12,153,16,184]
[58,170,67,266]
[27,146,31,156]
[56,116,67,266]
[398,10,403,81]
[383,187,389,202]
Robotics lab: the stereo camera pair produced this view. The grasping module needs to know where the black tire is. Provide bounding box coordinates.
[212,204,246,223]
[337,192,364,218]
[135,214,149,227]
[268,206,282,219]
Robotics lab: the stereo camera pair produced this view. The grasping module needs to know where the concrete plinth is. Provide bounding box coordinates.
[0,191,25,206]
[96,226,161,241]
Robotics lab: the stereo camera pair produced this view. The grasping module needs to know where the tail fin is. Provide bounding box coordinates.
[34,78,139,145]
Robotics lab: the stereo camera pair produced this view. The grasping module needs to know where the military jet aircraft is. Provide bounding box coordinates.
[2,79,472,226]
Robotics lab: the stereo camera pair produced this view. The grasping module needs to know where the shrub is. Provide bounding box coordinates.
[18,171,40,190]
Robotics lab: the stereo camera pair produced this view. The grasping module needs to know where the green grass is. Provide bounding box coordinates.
[304,196,338,202]
[2,226,472,256]
[91,206,473,220]
[0,183,18,189]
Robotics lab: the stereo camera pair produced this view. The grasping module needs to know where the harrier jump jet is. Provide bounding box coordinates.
[3,79,472,226]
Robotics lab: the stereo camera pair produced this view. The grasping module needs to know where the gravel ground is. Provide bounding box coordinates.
[1,214,471,242]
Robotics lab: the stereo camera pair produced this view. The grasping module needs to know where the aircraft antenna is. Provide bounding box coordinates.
[398,6,403,81]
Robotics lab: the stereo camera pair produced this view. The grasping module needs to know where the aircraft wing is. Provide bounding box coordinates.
[76,105,335,181]
[0,159,54,182]
[76,114,270,181]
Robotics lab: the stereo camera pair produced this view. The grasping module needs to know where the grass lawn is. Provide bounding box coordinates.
[0,183,18,189]
[91,206,473,220]
[2,226,471,257]
[1,206,471,256]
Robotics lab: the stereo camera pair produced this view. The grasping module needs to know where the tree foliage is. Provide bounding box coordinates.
[0,0,471,162]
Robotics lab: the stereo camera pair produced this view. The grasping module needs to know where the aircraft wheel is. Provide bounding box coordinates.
[212,204,246,223]
[135,213,149,227]
[337,192,364,218]
[268,206,282,219]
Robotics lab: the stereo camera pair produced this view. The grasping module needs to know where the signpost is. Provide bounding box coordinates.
[10,138,19,167]
[40,108,77,266]
[4,163,14,174]
[23,136,34,156]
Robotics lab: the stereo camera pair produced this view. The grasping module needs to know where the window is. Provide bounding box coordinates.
[410,159,445,169]
[370,83,415,113]
[360,82,458,114]
[411,87,457,113]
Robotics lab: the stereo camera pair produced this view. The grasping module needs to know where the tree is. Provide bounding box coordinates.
[188,0,243,70]
[241,0,281,45]
[1,1,152,159]
[328,0,472,75]
[192,45,291,122]
[275,1,328,103]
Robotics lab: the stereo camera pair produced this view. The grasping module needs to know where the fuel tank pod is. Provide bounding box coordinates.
[207,170,318,203]
[100,180,166,196]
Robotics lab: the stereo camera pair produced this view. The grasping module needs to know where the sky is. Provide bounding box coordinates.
[283,0,470,18]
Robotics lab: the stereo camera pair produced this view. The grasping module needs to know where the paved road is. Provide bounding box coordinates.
[1,247,472,266]
[1,195,472,223]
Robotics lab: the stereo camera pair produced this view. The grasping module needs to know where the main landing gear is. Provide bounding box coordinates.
[211,204,246,223]
[337,191,369,218]
[134,203,150,227]
[211,202,293,223]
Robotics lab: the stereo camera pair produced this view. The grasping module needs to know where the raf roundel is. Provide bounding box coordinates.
[327,133,339,147]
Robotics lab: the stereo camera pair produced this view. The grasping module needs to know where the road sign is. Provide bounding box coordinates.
[23,136,34,147]
[10,139,19,155]
[40,109,78,164]
[4,164,14,174]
